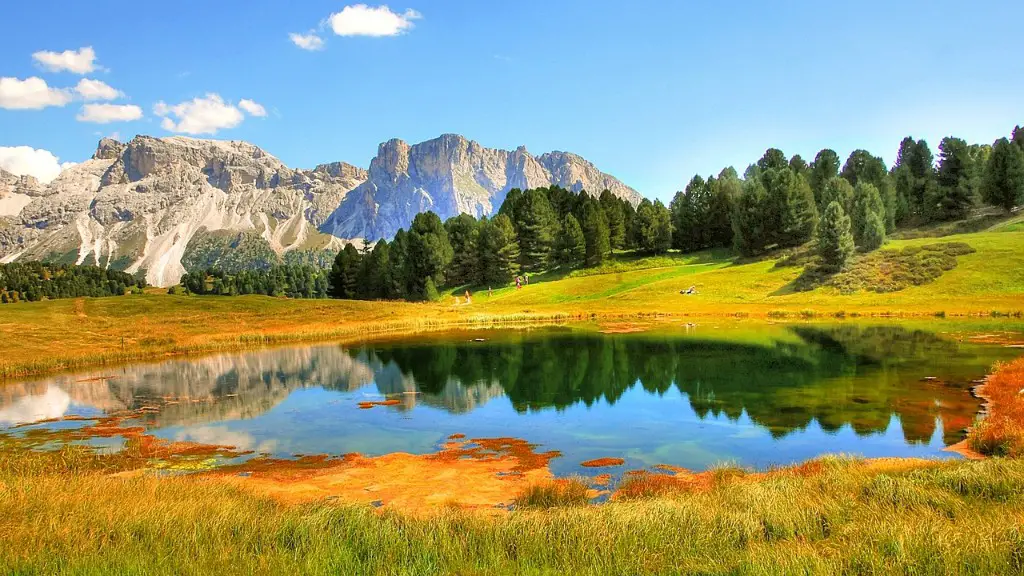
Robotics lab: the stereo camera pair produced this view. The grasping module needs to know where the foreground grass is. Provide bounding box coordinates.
[3,446,1024,575]
[1,229,1022,378]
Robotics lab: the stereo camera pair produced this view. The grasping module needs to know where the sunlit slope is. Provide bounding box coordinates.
[471,230,1024,314]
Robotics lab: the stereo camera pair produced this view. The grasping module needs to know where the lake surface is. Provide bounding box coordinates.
[2,323,1021,476]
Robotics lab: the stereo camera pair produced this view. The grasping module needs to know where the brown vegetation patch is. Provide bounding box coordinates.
[580,457,626,468]
[968,357,1024,456]
[209,437,559,514]
[448,433,466,440]
[357,399,402,409]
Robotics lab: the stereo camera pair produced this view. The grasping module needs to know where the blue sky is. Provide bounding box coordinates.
[1,0,1022,201]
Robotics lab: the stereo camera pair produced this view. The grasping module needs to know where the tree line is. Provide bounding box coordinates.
[669,124,1024,271]
[0,262,147,303]
[178,265,330,298]
[328,187,672,301]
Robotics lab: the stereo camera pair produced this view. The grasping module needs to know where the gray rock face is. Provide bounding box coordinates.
[0,136,366,286]
[321,134,641,241]
[0,133,642,285]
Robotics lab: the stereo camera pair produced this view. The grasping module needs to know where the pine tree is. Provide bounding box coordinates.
[514,189,558,272]
[582,199,611,266]
[444,213,479,286]
[851,182,885,247]
[328,243,361,299]
[554,214,586,267]
[476,215,520,286]
[599,189,626,249]
[817,202,855,272]
[779,172,817,247]
[820,177,854,214]
[731,179,769,256]
[860,211,886,252]
[809,149,840,207]
[934,136,976,221]
[407,211,453,299]
[982,137,1024,212]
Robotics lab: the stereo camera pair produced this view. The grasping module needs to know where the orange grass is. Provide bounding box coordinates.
[969,356,1024,456]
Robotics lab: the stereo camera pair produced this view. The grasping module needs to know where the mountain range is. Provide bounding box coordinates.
[0,134,642,286]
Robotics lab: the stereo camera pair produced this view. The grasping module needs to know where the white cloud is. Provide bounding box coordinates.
[74,78,121,101]
[76,103,143,124]
[289,32,325,51]
[153,93,245,135]
[0,146,78,184]
[328,4,422,37]
[238,98,267,117]
[0,77,73,110]
[32,46,98,74]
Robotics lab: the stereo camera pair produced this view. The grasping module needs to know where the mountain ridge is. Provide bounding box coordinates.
[0,133,643,286]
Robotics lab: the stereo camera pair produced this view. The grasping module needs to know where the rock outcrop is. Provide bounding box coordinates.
[0,134,641,286]
[321,134,642,241]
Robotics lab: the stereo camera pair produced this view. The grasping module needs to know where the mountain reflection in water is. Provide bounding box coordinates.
[1,324,1020,470]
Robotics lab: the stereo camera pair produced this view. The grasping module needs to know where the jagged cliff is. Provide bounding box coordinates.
[0,134,641,286]
[320,134,642,241]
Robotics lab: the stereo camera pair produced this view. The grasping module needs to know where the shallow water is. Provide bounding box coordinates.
[2,323,1021,475]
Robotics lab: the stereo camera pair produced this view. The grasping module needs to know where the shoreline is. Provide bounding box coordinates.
[2,296,1023,381]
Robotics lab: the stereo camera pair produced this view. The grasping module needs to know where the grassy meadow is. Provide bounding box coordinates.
[1,220,1023,574]
[1,226,1022,378]
[3,443,1024,575]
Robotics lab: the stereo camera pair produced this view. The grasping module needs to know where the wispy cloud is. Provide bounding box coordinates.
[32,46,99,74]
[289,32,325,51]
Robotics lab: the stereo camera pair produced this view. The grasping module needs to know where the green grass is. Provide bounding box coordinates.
[2,229,1022,379]
[4,446,1024,574]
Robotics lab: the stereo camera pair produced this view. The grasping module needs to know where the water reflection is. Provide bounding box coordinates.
[1,324,1020,469]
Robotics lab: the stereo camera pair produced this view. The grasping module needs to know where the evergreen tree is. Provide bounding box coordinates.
[544,186,577,219]
[513,188,558,272]
[789,154,808,176]
[444,213,479,286]
[554,213,586,267]
[934,136,975,221]
[982,137,1024,212]
[620,198,638,250]
[779,172,817,247]
[851,182,886,247]
[757,148,789,172]
[892,137,936,221]
[582,198,611,266]
[651,200,673,254]
[476,214,520,286]
[598,189,626,249]
[860,210,886,252]
[820,177,854,214]
[407,211,453,299]
[1013,126,1024,150]
[670,175,708,252]
[366,240,391,299]
[817,202,855,272]
[809,149,840,207]
[328,243,361,299]
[731,178,769,256]
[840,150,887,187]
[388,229,411,299]
[706,174,738,248]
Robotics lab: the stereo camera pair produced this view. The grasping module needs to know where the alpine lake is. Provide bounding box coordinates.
[2,321,1022,481]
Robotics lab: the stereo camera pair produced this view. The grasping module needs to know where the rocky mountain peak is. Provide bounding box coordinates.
[93,138,125,161]
[1,133,643,285]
